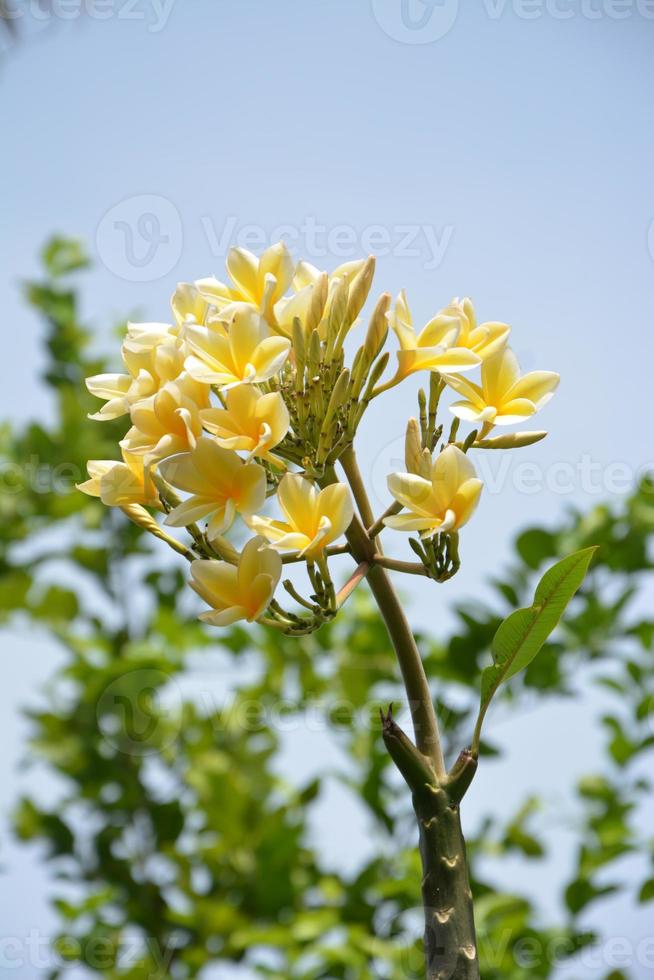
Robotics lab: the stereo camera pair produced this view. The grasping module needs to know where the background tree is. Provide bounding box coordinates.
[3,241,654,978]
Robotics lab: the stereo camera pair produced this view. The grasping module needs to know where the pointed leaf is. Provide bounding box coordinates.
[473,548,597,751]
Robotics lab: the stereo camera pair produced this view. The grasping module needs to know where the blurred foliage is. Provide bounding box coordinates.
[2,239,654,978]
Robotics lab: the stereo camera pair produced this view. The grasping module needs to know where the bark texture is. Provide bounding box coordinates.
[414,785,479,980]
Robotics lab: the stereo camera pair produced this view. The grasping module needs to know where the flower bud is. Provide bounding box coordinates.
[475,431,547,449]
[364,292,390,362]
[345,256,375,327]
[405,418,423,474]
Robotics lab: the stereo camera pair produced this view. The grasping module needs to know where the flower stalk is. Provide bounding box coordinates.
[79,240,560,979]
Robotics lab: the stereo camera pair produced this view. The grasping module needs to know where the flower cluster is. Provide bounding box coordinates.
[80,241,558,631]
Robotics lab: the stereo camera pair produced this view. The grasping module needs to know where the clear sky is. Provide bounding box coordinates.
[1,1,654,976]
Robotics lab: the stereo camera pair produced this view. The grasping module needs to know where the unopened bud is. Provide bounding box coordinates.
[405,418,422,474]
[120,505,191,558]
[418,448,432,480]
[292,317,306,370]
[364,292,390,362]
[305,272,328,334]
[475,431,547,450]
[345,256,375,326]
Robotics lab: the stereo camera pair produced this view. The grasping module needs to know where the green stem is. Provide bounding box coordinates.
[337,448,444,775]
[382,713,480,980]
[415,785,480,980]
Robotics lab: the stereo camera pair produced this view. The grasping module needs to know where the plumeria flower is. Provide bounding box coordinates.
[248,473,354,559]
[194,242,295,326]
[200,386,290,463]
[121,376,208,465]
[77,449,160,508]
[183,302,291,390]
[443,347,560,427]
[384,445,483,539]
[171,282,213,328]
[276,258,369,340]
[438,297,510,360]
[159,438,267,541]
[190,535,282,626]
[389,290,481,380]
[86,321,187,421]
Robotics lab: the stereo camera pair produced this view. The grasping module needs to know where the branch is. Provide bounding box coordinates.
[336,449,445,776]
[373,555,429,577]
[367,501,402,539]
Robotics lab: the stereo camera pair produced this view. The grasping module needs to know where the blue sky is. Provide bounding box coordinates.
[2,0,654,976]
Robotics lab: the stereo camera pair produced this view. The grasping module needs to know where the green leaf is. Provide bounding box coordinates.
[639,878,654,903]
[41,236,89,277]
[473,548,597,750]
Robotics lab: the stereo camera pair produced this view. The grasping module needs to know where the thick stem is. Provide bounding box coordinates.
[414,784,479,980]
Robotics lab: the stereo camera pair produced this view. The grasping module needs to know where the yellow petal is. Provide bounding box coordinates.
[431,445,477,512]
[238,536,282,592]
[505,370,560,409]
[417,314,460,349]
[258,241,294,303]
[277,473,317,533]
[317,483,354,539]
[249,335,291,381]
[387,472,434,516]
[383,513,439,533]
[191,558,240,609]
[450,478,483,529]
[226,248,260,302]
[481,348,521,401]
[493,398,537,425]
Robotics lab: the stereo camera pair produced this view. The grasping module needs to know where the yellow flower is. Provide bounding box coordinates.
[292,258,365,293]
[384,445,482,538]
[77,449,160,508]
[121,376,207,465]
[274,258,370,340]
[443,347,560,426]
[195,242,295,325]
[159,437,267,540]
[439,297,510,359]
[248,473,353,558]
[389,290,481,379]
[183,302,291,389]
[86,321,188,421]
[171,282,213,327]
[200,385,290,463]
[190,535,282,626]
